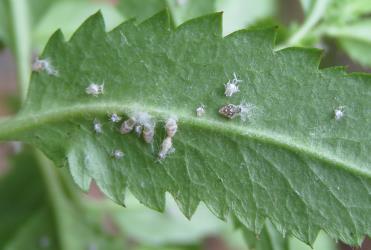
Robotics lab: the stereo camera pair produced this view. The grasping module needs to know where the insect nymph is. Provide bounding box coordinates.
[334,106,345,121]
[224,72,242,97]
[109,113,121,123]
[112,149,124,159]
[196,104,206,117]
[93,119,103,133]
[165,118,178,138]
[218,104,242,119]
[120,117,136,134]
[158,137,173,160]
[86,82,104,96]
[32,58,58,76]
[219,102,254,121]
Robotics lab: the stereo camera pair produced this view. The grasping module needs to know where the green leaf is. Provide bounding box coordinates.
[289,231,337,250]
[321,20,371,68]
[297,0,371,67]
[32,1,124,50]
[299,0,314,14]
[238,220,288,250]
[0,11,370,246]
[116,0,166,23]
[321,0,371,68]
[323,0,371,24]
[0,149,124,250]
[215,0,277,35]
[117,0,277,35]
[110,193,225,245]
[0,150,56,250]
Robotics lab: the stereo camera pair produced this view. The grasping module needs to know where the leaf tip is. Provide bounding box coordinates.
[173,195,200,219]
[176,11,223,38]
[69,10,106,42]
[41,29,66,56]
[139,9,174,31]
[276,46,323,69]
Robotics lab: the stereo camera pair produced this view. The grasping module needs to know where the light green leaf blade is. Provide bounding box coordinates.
[303,0,371,67]
[215,0,277,35]
[238,220,288,250]
[110,193,225,245]
[117,0,277,35]
[299,0,314,14]
[289,231,337,250]
[116,0,166,23]
[322,20,371,67]
[33,1,124,50]
[0,11,370,246]
[324,0,371,24]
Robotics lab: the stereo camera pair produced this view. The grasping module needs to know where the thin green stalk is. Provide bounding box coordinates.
[278,0,331,49]
[35,150,70,250]
[4,1,70,248]
[4,0,31,101]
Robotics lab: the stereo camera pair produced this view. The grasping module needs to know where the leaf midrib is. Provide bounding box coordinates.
[0,102,369,179]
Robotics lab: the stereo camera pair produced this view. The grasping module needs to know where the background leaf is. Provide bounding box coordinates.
[0,150,56,250]
[297,0,371,68]
[320,20,371,68]
[32,1,123,50]
[0,149,124,250]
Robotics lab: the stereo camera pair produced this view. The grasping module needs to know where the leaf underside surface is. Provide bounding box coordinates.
[0,10,371,246]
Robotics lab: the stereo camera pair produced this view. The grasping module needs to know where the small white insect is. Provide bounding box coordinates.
[86,82,104,96]
[334,106,345,120]
[120,117,136,134]
[112,149,124,159]
[196,104,206,117]
[134,124,143,137]
[165,117,178,138]
[109,113,121,123]
[224,72,242,97]
[32,58,58,76]
[158,137,173,160]
[93,119,102,133]
[143,124,155,143]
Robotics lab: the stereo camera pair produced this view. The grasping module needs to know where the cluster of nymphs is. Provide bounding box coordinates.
[93,117,125,160]
[119,112,177,160]
[120,112,156,143]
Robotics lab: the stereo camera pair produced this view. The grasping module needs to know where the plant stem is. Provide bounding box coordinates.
[4,0,31,101]
[278,0,331,49]
[35,150,70,250]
